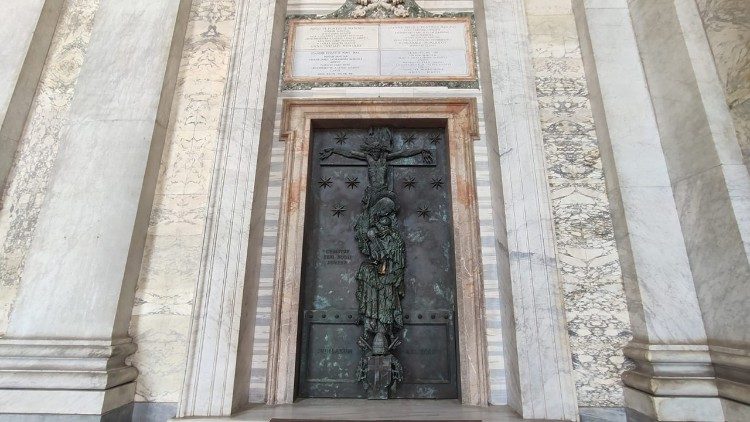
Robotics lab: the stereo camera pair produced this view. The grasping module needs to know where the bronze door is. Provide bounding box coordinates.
[297,124,459,399]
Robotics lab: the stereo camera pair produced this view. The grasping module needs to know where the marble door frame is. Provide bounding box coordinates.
[265,98,489,406]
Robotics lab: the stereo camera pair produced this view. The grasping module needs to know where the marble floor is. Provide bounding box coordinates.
[181,399,552,422]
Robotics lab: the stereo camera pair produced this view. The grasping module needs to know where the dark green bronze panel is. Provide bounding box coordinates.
[297,125,458,399]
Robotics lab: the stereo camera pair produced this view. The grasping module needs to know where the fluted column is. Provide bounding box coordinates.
[0,0,190,418]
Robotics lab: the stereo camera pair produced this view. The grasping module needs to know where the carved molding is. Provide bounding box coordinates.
[327,0,434,19]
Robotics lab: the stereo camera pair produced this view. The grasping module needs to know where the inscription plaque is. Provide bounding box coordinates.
[284,18,475,83]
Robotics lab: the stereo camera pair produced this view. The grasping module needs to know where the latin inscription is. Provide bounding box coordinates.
[317,347,354,355]
[379,23,466,50]
[323,248,352,266]
[286,19,474,81]
[293,51,379,77]
[404,348,439,355]
[295,24,379,50]
[381,50,468,77]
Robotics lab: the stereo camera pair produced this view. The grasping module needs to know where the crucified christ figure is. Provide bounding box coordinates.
[319,127,433,195]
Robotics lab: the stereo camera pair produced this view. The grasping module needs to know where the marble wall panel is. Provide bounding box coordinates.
[695,0,750,166]
[127,0,237,403]
[524,0,632,407]
[0,0,100,336]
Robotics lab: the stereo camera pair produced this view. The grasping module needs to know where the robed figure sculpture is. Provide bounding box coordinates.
[319,126,432,398]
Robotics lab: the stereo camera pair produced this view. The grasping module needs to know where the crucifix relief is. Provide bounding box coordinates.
[320,127,432,398]
[297,124,459,400]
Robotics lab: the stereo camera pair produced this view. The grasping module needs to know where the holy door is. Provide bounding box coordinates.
[297,124,459,399]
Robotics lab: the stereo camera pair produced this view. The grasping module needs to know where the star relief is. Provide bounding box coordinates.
[331,203,347,217]
[417,205,431,219]
[318,177,333,189]
[428,132,441,145]
[345,176,360,189]
[430,177,444,189]
[403,133,416,146]
[403,176,416,190]
[335,131,348,145]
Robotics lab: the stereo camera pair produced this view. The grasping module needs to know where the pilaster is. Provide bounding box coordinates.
[627,0,750,417]
[0,0,64,192]
[176,0,286,416]
[0,0,191,416]
[477,0,579,419]
[575,0,748,419]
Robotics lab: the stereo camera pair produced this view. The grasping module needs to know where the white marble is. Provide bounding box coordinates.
[0,383,135,415]
[624,387,724,421]
[288,20,472,80]
[0,0,100,337]
[0,0,63,190]
[177,0,285,416]
[696,0,750,169]
[579,0,750,418]
[480,0,579,418]
[292,50,380,77]
[379,22,468,50]
[295,24,379,50]
[628,0,750,408]
[576,0,708,342]
[380,50,469,76]
[0,0,190,415]
[171,399,538,422]
[526,1,631,407]
[128,0,237,405]
[286,0,475,15]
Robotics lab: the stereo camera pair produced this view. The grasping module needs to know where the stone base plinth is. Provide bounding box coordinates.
[0,383,135,415]
[624,387,724,421]
[0,338,137,415]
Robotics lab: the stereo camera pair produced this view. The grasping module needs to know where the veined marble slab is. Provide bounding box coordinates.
[285,18,475,82]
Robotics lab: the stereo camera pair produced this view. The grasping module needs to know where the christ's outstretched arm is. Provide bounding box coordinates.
[320,147,367,161]
[387,148,433,164]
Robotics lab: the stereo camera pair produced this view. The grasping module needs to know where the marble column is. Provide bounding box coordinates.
[575,0,747,420]
[0,0,190,418]
[626,0,750,419]
[477,0,578,419]
[0,0,63,192]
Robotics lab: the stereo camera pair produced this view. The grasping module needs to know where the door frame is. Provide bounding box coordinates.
[266,98,489,406]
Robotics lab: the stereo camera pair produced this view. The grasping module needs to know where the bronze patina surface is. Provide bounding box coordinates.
[297,125,459,399]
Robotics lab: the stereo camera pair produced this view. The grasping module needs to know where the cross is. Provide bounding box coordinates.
[318,127,435,193]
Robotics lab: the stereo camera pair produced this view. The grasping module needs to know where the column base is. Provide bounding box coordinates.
[624,386,724,421]
[0,383,135,415]
[711,345,750,405]
[0,338,137,415]
[622,342,723,421]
